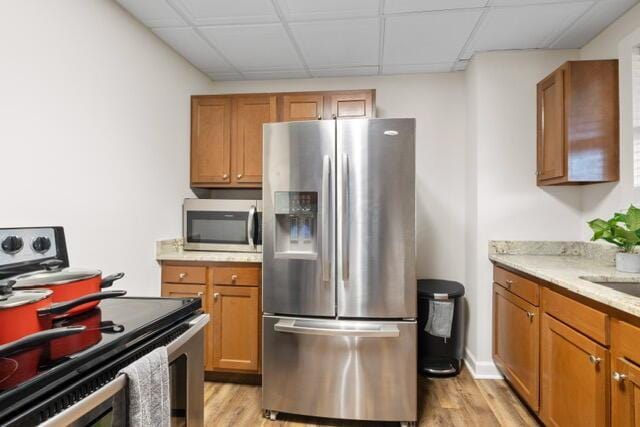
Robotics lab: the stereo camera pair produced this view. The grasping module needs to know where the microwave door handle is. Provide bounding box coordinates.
[322,155,331,282]
[247,205,256,248]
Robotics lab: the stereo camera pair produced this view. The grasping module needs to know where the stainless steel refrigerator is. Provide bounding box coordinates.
[262,118,417,425]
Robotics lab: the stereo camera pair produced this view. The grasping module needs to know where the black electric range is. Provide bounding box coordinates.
[0,227,203,425]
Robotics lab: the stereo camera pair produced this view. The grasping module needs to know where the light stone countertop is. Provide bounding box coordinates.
[489,241,640,317]
[156,239,262,263]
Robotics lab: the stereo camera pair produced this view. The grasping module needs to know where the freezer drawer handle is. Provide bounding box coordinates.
[322,155,331,282]
[274,319,400,337]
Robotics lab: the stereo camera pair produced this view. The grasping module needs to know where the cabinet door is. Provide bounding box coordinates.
[612,357,640,427]
[191,97,232,185]
[232,95,276,185]
[493,284,540,410]
[161,283,211,369]
[328,91,374,119]
[541,313,609,427]
[212,285,260,372]
[537,69,565,182]
[282,94,323,121]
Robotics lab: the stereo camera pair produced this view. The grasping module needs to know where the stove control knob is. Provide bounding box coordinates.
[32,236,51,253]
[2,236,24,254]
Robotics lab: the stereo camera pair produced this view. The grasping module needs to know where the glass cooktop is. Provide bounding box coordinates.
[0,297,200,406]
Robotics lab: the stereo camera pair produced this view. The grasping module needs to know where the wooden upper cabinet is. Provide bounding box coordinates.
[191,90,375,188]
[541,313,609,427]
[282,94,323,121]
[191,97,232,186]
[493,284,540,411]
[536,60,619,186]
[329,91,374,119]
[232,95,276,185]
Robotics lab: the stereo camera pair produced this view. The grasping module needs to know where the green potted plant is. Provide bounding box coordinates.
[588,204,640,273]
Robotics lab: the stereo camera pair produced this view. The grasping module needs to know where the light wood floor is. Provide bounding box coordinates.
[204,368,541,426]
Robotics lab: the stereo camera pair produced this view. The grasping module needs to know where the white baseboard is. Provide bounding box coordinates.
[464,348,503,379]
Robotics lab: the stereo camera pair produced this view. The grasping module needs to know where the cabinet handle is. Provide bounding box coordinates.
[213,292,220,301]
[526,312,535,320]
[179,272,187,279]
[613,372,627,382]
[332,114,337,119]
[222,173,228,179]
[237,174,243,179]
[505,279,513,289]
[231,274,238,282]
[588,355,602,365]
[197,292,203,297]
[317,116,322,120]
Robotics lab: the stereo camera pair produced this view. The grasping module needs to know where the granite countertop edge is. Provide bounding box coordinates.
[155,239,262,263]
[488,241,640,318]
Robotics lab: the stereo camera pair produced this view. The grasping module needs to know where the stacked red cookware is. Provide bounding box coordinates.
[0,261,126,388]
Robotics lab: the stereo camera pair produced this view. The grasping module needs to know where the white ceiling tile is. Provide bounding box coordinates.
[243,69,309,79]
[276,0,381,21]
[385,0,488,13]
[384,10,483,65]
[200,24,303,71]
[462,2,593,58]
[207,71,244,81]
[170,0,278,25]
[116,0,186,27]
[383,62,454,74]
[551,0,639,48]
[310,66,380,77]
[489,0,588,5]
[289,18,380,67]
[151,27,231,71]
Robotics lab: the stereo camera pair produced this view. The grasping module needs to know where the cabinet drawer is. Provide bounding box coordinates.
[493,266,539,306]
[542,287,609,346]
[616,321,640,366]
[212,266,260,286]
[162,265,207,284]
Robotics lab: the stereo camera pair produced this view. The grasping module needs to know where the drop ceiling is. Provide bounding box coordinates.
[116,0,639,81]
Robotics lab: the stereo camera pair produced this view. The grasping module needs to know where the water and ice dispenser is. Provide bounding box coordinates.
[274,191,318,259]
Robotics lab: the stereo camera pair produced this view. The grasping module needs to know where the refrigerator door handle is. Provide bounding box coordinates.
[322,155,331,282]
[341,153,349,281]
[274,319,400,338]
[247,204,256,248]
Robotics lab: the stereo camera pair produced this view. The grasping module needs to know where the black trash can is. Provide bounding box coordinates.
[417,279,465,377]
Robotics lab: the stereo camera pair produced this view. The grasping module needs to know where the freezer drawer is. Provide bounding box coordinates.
[262,315,417,422]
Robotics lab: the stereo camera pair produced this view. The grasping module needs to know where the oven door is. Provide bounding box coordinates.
[183,199,260,252]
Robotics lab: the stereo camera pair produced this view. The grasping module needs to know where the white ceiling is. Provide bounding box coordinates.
[115,0,639,81]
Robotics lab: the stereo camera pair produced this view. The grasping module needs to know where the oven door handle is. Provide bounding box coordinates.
[247,205,257,249]
[39,313,210,427]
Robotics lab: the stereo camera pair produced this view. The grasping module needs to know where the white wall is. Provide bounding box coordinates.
[208,74,468,284]
[465,49,584,376]
[580,3,640,236]
[0,0,215,295]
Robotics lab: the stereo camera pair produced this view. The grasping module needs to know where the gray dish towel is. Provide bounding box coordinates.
[425,299,455,338]
[113,347,170,427]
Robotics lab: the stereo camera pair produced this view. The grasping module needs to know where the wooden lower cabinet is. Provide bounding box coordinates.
[212,285,260,372]
[493,283,540,411]
[540,313,609,426]
[161,262,261,375]
[611,357,640,426]
[161,283,211,369]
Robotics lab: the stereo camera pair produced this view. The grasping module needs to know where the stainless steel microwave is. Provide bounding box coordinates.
[183,199,262,252]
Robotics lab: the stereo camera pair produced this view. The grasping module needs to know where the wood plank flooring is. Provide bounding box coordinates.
[203,368,541,426]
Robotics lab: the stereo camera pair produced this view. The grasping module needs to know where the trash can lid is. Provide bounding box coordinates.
[417,279,465,298]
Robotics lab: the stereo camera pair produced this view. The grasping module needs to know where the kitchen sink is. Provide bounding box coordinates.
[580,276,640,298]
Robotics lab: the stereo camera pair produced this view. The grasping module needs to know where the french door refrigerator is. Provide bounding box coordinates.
[262,118,417,425]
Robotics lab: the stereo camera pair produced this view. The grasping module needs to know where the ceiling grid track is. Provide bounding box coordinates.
[269,0,312,78]
[450,6,490,72]
[378,0,386,76]
[546,1,599,49]
[164,0,246,80]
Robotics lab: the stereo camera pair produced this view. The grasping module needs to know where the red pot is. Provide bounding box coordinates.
[9,260,124,318]
[0,280,125,347]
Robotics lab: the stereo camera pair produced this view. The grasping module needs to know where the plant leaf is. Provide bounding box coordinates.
[588,219,610,233]
[626,205,640,231]
[613,225,640,245]
[609,212,627,225]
